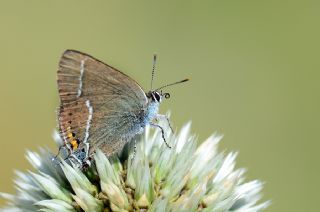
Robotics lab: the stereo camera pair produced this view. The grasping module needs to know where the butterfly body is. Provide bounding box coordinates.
[56,50,187,167]
[144,102,160,125]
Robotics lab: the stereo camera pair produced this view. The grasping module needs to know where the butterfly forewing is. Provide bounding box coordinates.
[58,50,148,156]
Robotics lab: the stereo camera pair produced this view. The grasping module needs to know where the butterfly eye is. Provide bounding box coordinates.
[154,92,161,102]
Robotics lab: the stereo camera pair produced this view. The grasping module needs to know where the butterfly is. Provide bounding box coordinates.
[55,50,188,167]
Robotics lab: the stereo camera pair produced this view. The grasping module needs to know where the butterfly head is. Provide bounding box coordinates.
[147,90,170,103]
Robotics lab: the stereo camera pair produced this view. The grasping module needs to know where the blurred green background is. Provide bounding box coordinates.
[0,1,319,211]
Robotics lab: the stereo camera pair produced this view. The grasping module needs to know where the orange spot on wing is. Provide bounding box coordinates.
[67,132,73,138]
[70,140,78,150]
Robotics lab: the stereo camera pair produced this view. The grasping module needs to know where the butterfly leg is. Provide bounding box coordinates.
[155,114,174,134]
[133,140,137,158]
[130,140,137,165]
[150,123,172,148]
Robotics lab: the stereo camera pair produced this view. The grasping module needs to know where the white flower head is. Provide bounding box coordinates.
[0,120,270,211]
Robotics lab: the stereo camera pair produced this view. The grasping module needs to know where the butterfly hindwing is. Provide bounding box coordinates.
[58,100,90,145]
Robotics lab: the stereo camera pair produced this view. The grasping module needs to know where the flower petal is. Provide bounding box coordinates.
[60,161,97,195]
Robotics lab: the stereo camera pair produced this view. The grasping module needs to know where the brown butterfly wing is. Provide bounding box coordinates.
[58,50,148,156]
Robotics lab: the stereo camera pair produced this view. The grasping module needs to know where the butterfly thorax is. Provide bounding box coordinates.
[144,90,162,124]
[145,101,160,125]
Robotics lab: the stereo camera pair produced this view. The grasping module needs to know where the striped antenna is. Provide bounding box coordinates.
[155,78,189,91]
[151,54,157,90]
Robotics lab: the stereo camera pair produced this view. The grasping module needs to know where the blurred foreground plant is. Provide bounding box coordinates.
[1,122,270,211]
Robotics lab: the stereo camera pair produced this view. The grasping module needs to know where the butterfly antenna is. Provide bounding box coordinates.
[155,78,189,91]
[151,54,157,90]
